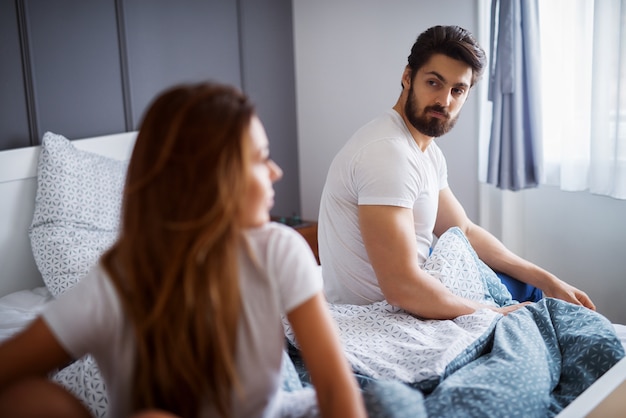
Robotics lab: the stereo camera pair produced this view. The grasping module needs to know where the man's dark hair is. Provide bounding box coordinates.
[407,25,486,87]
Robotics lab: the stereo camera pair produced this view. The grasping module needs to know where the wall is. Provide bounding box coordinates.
[0,0,300,217]
[293,0,626,324]
[481,184,626,324]
[292,0,481,222]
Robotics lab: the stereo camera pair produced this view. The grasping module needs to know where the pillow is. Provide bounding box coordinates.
[423,227,515,307]
[29,132,128,297]
[52,355,108,418]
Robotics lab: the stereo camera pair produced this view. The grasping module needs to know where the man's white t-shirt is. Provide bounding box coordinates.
[319,109,448,305]
[42,222,322,418]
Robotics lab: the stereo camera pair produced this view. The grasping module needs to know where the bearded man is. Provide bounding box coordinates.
[317,25,594,319]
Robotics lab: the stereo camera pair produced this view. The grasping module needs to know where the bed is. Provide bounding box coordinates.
[0,131,624,417]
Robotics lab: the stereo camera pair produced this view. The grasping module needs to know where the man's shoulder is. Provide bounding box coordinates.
[341,111,411,155]
[353,109,406,138]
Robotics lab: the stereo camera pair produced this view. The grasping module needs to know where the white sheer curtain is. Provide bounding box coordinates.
[539,0,626,199]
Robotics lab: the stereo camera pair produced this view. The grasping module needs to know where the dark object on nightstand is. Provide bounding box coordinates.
[271,215,319,264]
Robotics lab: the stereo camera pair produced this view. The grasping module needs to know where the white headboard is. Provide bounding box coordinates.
[0,132,137,297]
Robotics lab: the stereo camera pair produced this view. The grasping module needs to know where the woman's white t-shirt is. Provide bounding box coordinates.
[42,222,322,418]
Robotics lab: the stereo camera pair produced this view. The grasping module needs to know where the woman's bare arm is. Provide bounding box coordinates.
[287,293,366,418]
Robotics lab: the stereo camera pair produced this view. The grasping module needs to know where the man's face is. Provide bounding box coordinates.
[404,54,472,138]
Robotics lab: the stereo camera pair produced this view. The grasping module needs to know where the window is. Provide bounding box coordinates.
[539,0,626,198]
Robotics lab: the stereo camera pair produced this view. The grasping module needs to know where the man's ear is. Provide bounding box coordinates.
[401,67,412,89]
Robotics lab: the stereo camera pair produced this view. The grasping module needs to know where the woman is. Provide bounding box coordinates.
[0,82,366,418]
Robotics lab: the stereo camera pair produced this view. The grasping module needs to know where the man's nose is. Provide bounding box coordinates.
[435,91,452,107]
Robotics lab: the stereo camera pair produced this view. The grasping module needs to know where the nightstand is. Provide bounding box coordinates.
[272,216,319,264]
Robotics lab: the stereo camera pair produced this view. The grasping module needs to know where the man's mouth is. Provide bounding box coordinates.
[428,110,447,120]
[426,106,449,120]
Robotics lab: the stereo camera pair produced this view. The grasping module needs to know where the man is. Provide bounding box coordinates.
[318,25,595,320]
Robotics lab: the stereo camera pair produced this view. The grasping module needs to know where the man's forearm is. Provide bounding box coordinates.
[464,223,558,290]
[381,267,492,320]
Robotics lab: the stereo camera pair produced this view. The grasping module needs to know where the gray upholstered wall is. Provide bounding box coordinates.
[0,0,300,217]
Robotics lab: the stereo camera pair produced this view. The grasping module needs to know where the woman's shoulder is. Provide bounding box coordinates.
[245,221,301,240]
[244,221,316,263]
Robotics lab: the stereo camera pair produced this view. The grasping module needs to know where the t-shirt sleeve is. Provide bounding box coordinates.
[265,225,323,314]
[354,138,419,208]
[41,265,123,360]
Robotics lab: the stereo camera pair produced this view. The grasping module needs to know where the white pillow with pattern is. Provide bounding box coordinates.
[29,132,127,297]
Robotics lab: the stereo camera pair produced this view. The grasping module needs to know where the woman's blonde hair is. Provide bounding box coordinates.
[101,82,254,417]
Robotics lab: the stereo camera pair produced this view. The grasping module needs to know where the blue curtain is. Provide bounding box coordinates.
[486,0,542,191]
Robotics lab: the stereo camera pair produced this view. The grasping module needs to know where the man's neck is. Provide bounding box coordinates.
[392,101,433,152]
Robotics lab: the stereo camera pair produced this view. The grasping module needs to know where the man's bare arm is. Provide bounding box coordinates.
[358,204,526,319]
[434,187,595,310]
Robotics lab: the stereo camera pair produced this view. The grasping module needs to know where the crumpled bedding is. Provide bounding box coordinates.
[284,227,510,390]
[2,227,625,417]
[284,227,626,416]
[306,300,500,390]
[423,298,624,417]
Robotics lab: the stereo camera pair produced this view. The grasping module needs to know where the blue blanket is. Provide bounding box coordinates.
[419,298,625,417]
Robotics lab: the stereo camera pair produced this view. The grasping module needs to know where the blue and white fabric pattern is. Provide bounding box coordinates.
[285,227,506,388]
[309,301,499,389]
[51,355,108,417]
[285,227,625,416]
[423,298,625,417]
[423,227,516,307]
[29,132,127,297]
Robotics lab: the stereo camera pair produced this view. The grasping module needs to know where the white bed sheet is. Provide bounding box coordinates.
[0,286,52,342]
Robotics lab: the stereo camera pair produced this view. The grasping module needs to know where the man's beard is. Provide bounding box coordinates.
[405,85,458,138]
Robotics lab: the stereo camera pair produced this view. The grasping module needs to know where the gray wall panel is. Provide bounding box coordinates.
[123,0,241,128]
[239,0,300,217]
[0,0,300,213]
[0,0,30,150]
[25,0,126,141]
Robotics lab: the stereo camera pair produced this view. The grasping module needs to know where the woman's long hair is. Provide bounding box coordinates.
[101,82,254,417]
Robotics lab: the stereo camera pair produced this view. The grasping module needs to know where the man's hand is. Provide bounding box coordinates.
[435,188,598,313]
[489,302,532,316]
[543,279,596,310]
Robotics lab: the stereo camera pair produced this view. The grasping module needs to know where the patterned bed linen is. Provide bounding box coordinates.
[51,355,108,417]
[355,300,625,418]
[1,226,624,417]
[285,227,626,416]
[50,348,312,418]
[423,298,624,416]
